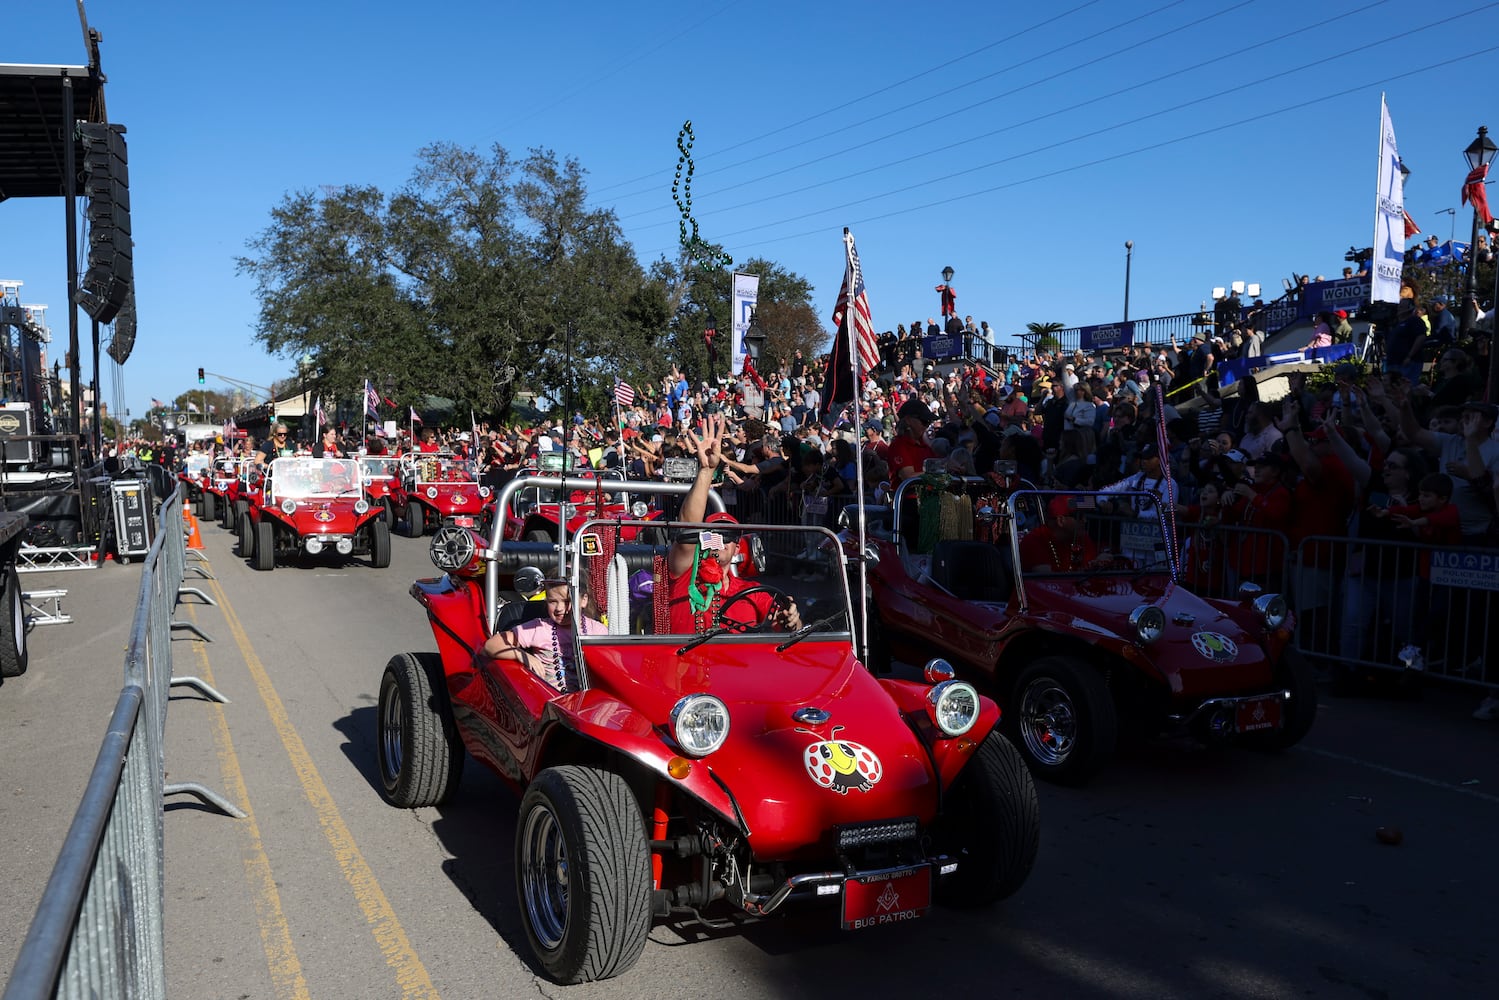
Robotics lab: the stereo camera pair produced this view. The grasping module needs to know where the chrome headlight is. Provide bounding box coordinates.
[923,658,955,684]
[353,499,369,514]
[1237,581,1263,601]
[632,501,649,518]
[479,486,491,498]
[1254,593,1288,629]
[671,694,730,757]
[426,486,439,500]
[304,537,323,555]
[280,498,297,516]
[926,680,980,737]
[1130,605,1166,643]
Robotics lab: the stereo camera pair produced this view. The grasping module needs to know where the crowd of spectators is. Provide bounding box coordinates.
[165,286,1499,720]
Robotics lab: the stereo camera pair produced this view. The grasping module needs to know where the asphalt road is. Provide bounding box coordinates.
[4,518,1498,1000]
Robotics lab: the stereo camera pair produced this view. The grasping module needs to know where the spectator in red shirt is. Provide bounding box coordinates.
[887,398,937,481]
[1220,450,1293,588]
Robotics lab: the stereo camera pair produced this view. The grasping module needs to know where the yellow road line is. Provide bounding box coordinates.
[182,601,311,1000]
[204,572,442,1000]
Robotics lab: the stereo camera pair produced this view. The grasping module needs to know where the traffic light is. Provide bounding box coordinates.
[73,123,132,325]
[197,367,205,384]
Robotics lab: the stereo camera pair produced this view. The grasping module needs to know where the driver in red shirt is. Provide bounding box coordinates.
[667,413,801,634]
[1018,495,1102,573]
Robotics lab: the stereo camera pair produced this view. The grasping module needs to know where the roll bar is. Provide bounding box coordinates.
[484,475,723,634]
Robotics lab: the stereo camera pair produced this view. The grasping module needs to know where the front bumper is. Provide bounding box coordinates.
[1168,688,1292,739]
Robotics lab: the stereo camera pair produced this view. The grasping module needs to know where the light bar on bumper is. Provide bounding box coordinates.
[836,818,919,850]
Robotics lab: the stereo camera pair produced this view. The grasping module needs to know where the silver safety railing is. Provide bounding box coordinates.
[1293,534,1499,689]
[4,488,240,1000]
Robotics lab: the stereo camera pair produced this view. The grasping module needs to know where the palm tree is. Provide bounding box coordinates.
[1025,321,1066,355]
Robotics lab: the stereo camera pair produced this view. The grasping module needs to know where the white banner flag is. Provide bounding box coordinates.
[731,272,760,374]
[1372,94,1406,304]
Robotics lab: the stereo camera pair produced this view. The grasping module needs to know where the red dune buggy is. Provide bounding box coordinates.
[502,464,665,545]
[376,476,1039,983]
[357,455,406,524]
[393,452,488,538]
[851,477,1316,785]
[243,456,390,570]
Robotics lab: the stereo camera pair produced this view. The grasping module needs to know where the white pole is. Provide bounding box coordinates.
[844,228,871,667]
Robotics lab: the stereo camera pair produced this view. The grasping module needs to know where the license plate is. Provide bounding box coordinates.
[841,865,931,930]
[450,516,475,528]
[1235,695,1283,733]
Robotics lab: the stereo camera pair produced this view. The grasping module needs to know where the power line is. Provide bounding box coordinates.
[489,1,742,137]
[590,0,1116,197]
[701,42,1499,259]
[628,0,1401,231]
[618,0,1265,223]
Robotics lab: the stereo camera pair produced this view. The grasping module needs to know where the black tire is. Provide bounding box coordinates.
[1005,655,1117,785]
[201,492,216,523]
[0,563,28,678]
[220,497,234,530]
[237,511,254,558]
[193,493,204,520]
[376,652,464,807]
[525,527,553,543]
[381,498,395,525]
[369,518,392,569]
[936,731,1039,907]
[1245,647,1319,751]
[401,503,425,538]
[516,766,652,984]
[253,520,276,571]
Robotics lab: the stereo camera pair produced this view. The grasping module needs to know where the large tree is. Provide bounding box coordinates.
[650,255,822,384]
[238,144,665,422]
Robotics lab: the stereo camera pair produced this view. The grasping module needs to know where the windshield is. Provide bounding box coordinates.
[1009,490,1175,577]
[270,457,361,500]
[889,477,1176,580]
[410,454,476,484]
[568,521,852,643]
[358,456,400,479]
[186,455,213,474]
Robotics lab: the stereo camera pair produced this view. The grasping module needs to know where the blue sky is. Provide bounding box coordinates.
[4,0,1499,424]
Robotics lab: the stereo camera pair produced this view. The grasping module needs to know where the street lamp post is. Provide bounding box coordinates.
[1124,241,1133,322]
[1461,126,1497,349]
[743,308,766,369]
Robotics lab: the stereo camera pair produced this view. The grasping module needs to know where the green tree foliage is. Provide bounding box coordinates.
[238,144,664,422]
[649,255,821,384]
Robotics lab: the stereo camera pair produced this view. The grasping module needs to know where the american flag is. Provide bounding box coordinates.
[831,228,878,373]
[314,396,327,428]
[364,380,381,417]
[614,378,635,407]
[409,406,423,426]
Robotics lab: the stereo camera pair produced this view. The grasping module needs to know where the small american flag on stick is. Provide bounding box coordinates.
[364,380,381,417]
[614,378,635,407]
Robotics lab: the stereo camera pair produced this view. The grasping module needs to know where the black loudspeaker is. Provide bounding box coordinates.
[74,123,132,325]
[0,409,34,465]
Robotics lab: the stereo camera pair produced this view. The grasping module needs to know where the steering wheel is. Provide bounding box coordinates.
[714,585,792,634]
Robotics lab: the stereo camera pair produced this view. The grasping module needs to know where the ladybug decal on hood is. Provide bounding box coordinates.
[799,726,882,795]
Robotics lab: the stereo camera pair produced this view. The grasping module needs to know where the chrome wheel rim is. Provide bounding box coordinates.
[1019,679,1077,766]
[520,802,569,950]
[379,679,403,788]
[12,582,24,660]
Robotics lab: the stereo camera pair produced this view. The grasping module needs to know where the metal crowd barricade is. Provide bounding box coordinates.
[1294,534,1499,689]
[4,489,240,1000]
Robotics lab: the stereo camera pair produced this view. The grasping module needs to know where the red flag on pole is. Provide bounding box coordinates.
[1462,163,1494,225]
[1404,211,1422,239]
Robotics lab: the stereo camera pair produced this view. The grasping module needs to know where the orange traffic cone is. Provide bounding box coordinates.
[184,509,204,550]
